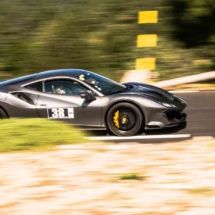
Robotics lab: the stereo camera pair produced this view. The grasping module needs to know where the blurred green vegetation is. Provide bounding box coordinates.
[0,119,87,152]
[119,173,146,180]
[0,0,214,81]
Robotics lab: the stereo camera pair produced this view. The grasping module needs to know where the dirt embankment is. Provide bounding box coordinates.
[1,137,215,215]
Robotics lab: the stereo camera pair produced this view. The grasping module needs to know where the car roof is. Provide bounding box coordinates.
[0,69,88,86]
[34,69,86,80]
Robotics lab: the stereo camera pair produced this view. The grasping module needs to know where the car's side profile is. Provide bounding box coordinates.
[0,69,187,136]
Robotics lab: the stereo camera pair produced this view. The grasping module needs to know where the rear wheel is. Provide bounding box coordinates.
[107,103,143,136]
[0,108,8,120]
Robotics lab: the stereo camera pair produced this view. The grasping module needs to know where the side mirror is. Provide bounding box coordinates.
[80,93,96,101]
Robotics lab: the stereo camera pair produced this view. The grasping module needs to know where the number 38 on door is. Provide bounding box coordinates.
[48,108,74,119]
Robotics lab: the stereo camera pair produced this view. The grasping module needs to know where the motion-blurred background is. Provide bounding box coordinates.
[0,0,214,83]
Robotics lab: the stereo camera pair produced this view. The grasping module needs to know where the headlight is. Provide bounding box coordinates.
[162,102,175,107]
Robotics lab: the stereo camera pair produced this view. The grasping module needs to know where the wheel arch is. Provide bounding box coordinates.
[0,105,9,118]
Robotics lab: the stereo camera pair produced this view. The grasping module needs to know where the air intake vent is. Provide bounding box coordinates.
[11,92,34,104]
[166,110,185,121]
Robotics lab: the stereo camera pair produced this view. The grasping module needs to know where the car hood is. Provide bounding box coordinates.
[123,82,173,101]
[122,82,186,109]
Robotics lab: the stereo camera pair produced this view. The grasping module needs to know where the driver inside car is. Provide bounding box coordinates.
[54,84,66,94]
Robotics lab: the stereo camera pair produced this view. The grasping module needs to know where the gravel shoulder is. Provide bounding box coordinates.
[1,137,215,215]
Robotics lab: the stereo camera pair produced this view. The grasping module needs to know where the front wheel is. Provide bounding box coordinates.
[107,103,143,136]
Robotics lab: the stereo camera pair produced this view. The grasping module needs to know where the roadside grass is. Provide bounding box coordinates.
[187,187,214,196]
[119,173,146,181]
[0,119,87,152]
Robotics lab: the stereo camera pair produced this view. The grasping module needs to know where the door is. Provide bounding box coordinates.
[36,79,102,126]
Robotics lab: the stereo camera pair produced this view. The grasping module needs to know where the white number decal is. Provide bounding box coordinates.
[68,108,74,118]
[58,108,65,118]
[51,108,58,118]
[48,108,74,119]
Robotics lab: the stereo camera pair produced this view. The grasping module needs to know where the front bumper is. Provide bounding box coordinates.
[145,110,187,130]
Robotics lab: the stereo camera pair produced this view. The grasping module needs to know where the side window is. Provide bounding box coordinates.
[44,79,91,95]
[25,81,43,92]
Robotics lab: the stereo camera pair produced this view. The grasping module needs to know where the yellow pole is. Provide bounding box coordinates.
[136,11,158,71]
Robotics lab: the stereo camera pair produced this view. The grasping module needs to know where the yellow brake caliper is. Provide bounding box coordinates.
[113,110,119,128]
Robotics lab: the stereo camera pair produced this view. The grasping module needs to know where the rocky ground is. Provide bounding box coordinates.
[1,137,215,215]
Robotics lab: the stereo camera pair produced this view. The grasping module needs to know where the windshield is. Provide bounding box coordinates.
[78,71,126,95]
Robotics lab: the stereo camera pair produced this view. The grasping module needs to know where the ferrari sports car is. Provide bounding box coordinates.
[0,69,187,136]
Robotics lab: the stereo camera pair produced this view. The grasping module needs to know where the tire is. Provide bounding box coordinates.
[0,108,8,120]
[107,102,143,136]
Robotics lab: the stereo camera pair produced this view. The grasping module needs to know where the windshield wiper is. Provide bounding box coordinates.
[123,84,133,91]
[107,85,132,95]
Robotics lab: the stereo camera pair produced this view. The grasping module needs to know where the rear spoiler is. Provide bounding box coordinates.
[0,80,7,82]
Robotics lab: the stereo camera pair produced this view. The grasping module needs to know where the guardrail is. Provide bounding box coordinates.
[152,71,215,88]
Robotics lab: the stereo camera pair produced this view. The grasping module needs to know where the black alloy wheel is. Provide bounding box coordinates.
[107,102,143,136]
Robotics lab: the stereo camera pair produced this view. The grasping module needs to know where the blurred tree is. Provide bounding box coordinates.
[166,0,215,48]
[0,0,214,81]
[0,0,140,80]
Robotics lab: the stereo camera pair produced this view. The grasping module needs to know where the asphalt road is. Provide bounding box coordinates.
[88,91,215,142]
[176,91,215,136]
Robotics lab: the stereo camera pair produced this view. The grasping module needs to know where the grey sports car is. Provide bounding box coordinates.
[0,69,187,136]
